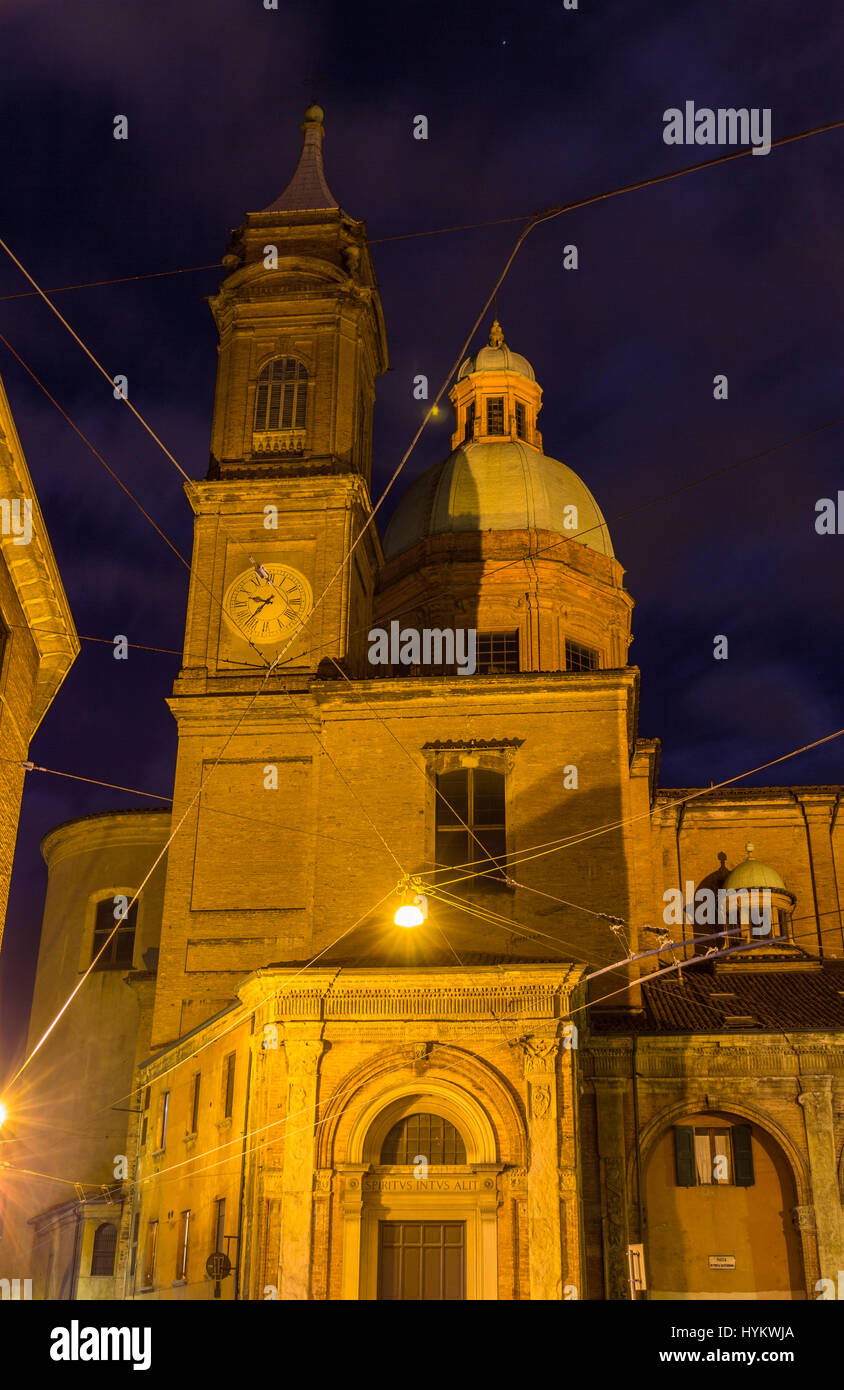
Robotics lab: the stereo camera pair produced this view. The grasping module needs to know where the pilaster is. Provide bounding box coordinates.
[797,1075,843,1279]
[520,1035,564,1300]
[279,1032,325,1300]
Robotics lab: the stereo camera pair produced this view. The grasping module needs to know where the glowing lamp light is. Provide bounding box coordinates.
[395,901,424,928]
[0,1101,7,1130]
[394,891,428,929]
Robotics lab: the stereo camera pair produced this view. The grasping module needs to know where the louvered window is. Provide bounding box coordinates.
[253,357,308,432]
[90,1223,117,1277]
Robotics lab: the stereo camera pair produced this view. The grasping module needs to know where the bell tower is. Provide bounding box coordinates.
[153,110,388,1047]
[181,105,388,681]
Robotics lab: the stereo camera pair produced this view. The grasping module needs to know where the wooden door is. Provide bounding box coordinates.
[378,1221,465,1300]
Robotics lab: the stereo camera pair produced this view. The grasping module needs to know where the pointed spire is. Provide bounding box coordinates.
[262,105,339,214]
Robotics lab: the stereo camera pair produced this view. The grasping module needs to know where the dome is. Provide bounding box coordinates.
[724,846,787,894]
[383,439,614,560]
[457,320,535,382]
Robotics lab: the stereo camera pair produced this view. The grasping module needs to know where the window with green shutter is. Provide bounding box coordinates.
[674,1122,754,1187]
[674,1125,696,1186]
[731,1124,754,1186]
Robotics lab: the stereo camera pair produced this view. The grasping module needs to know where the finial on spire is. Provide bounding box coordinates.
[745,842,755,858]
[488,319,505,349]
[261,105,339,214]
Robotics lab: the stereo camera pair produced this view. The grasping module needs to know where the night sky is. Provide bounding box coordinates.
[0,0,841,1063]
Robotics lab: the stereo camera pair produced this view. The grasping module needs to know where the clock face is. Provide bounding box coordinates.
[222,563,313,646]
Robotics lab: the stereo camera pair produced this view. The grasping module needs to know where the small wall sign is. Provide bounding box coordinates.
[709,1255,736,1269]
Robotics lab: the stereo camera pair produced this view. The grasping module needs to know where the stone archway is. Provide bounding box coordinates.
[319,1048,525,1301]
[641,1107,806,1300]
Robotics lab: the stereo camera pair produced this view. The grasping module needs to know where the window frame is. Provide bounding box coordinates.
[380,1113,467,1165]
[214,1198,226,1254]
[674,1123,754,1188]
[485,396,505,435]
[189,1072,201,1135]
[476,631,519,675]
[222,1054,236,1120]
[129,1211,140,1278]
[90,1222,117,1277]
[435,766,507,888]
[253,356,309,435]
[154,1090,169,1153]
[143,1220,158,1288]
[91,895,138,970]
[175,1209,191,1283]
[565,637,600,672]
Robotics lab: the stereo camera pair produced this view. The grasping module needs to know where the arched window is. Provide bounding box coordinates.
[254,357,308,433]
[91,1222,117,1276]
[92,897,137,969]
[381,1114,466,1165]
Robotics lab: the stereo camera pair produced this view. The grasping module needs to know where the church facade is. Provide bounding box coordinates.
[4,108,843,1302]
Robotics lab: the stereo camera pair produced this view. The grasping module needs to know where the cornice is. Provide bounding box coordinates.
[41,808,171,868]
[0,372,79,734]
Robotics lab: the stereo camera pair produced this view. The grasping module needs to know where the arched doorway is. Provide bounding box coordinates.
[338,1085,503,1300]
[644,1110,805,1299]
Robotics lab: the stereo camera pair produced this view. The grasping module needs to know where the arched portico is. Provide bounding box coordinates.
[639,1102,807,1300]
[320,1047,525,1300]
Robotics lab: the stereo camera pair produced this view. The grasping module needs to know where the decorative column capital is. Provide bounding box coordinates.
[791,1204,816,1232]
[518,1035,560,1077]
[282,1037,326,1074]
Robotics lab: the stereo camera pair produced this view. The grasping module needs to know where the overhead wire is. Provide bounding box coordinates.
[423,727,844,887]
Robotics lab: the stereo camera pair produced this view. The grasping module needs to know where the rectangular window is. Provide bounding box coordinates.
[140,1084,150,1150]
[476,631,519,674]
[514,401,526,439]
[154,1091,169,1152]
[92,897,138,969]
[464,401,475,442]
[485,397,504,434]
[176,1210,191,1282]
[129,1211,140,1278]
[143,1220,158,1287]
[565,638,599,672]
[214,1198,226,1254]
[222,1054,236,1119]
[190,1072,201,1134]
[674,1125,754,1187]
[435,767,507,888]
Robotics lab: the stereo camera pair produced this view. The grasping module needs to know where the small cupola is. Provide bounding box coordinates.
[722,843,796,947]
[450,320,544,451]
